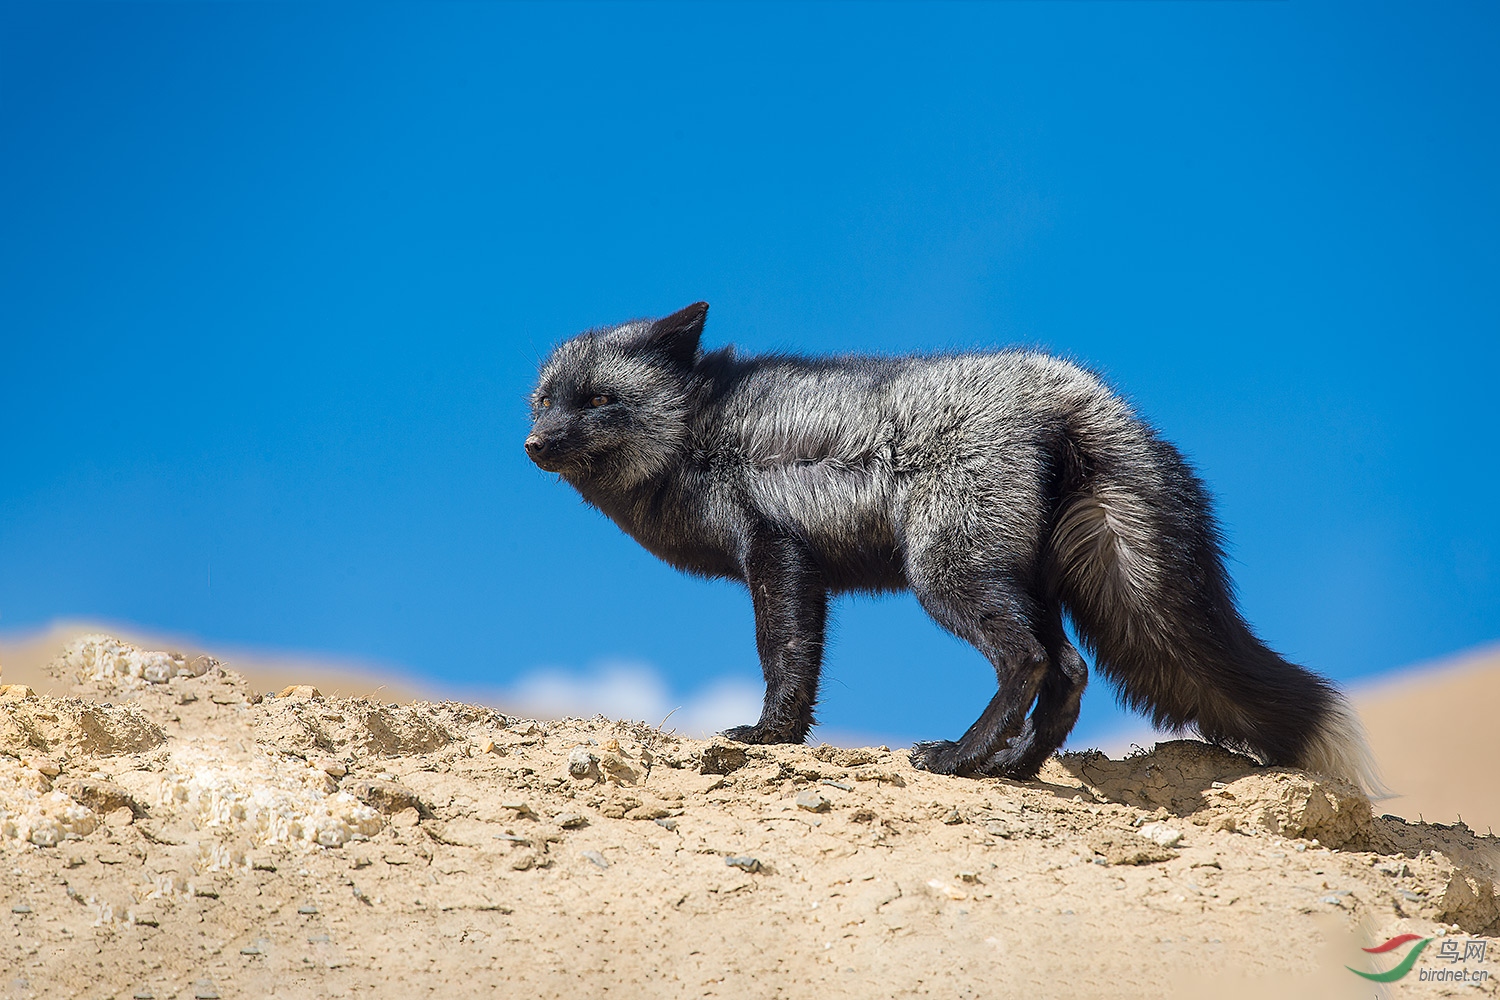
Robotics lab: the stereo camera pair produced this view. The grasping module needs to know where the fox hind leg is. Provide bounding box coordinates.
[977,609,1088,778]
[907,563,1052,776]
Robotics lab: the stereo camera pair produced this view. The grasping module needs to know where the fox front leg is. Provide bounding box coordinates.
[721,531,828,745]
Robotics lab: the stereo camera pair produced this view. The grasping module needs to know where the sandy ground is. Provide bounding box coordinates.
[1354,645,1500,836]
[0,632,1496,998]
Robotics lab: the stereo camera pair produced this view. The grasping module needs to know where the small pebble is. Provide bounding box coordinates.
[795,789,832,813]
[581,850,610,869]
[725,856,762,873]
[277,685,321,701]
[555,812,588,829]
[11,904,32,914]
[24,758,61,777]
[654,817,679,832]
[942,808,964,825]
[1137,822,1183,848]
[297,905,318,915]
[927,878,967,900]
[239,946,261,955]
[568,746,600,780]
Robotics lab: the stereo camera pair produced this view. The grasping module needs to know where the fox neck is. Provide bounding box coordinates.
[564,461,734,578]
[564,462,673,530]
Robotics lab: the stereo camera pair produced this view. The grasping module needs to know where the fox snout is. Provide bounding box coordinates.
[524,431,565,469]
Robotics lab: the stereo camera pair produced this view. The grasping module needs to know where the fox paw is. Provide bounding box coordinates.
[909,740,963,774]
[979,740,1046,781]
[721,724,801,745]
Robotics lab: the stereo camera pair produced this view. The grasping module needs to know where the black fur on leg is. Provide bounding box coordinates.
[905,555,1051,775]
[979,609,1089,779]
[722,529,827,745]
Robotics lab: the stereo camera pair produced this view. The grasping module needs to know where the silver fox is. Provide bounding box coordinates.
[525,302,1379,792]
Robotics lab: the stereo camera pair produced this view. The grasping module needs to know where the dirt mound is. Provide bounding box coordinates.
[1,637,1497,998]
[1057,741,1374,849]
[0,696,164,757]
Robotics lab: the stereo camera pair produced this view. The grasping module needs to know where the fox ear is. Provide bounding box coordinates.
[639,302,708,367]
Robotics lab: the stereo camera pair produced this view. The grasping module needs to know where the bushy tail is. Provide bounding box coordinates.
[1048,431,1385,797]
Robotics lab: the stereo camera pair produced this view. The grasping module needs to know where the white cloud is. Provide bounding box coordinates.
[496,660,764,739]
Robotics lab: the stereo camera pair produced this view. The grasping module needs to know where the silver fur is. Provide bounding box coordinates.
[527,304,1382,793]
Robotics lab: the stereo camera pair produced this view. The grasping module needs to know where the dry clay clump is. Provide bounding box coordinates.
[253,691,507,759]
[1056,739,1373,848]
[52,634,215,688]
[153,746,383,849]
[0,756,98,847]
[0,694,164,757]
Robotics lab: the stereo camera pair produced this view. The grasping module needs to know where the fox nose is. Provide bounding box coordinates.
[524,434,549,459]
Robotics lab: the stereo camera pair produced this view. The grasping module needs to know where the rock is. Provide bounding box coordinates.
[53,777,140,816]
[501,800,538,819]
[554,812,588,829]
[390,807,421,828]
[1087,832,1175,866]
[1137,822,1183,848]
[599,752,640,786]
[624,804,671,821]
[812,745,881,767]
[0,685,35,701]
[724,855,761,873]
[927,878,967,900]
[1419,852,1500,933]
[699,740,749,775]
[581,850,609,869]
[654,817,678,831]
[346,778,423,815]
[278,685,322,701]
[567,746,601,781]
[312,758,347,778]
[600,795,640,819]
[23,757,61,777]
[795,789,832,813]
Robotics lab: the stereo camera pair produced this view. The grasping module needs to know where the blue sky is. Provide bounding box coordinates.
[2,2,1496,746]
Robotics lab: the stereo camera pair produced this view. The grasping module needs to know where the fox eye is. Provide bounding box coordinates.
[589,394,614,408]
[538,395,552,409]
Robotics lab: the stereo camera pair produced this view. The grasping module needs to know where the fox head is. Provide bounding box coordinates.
[526,302,707,489]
